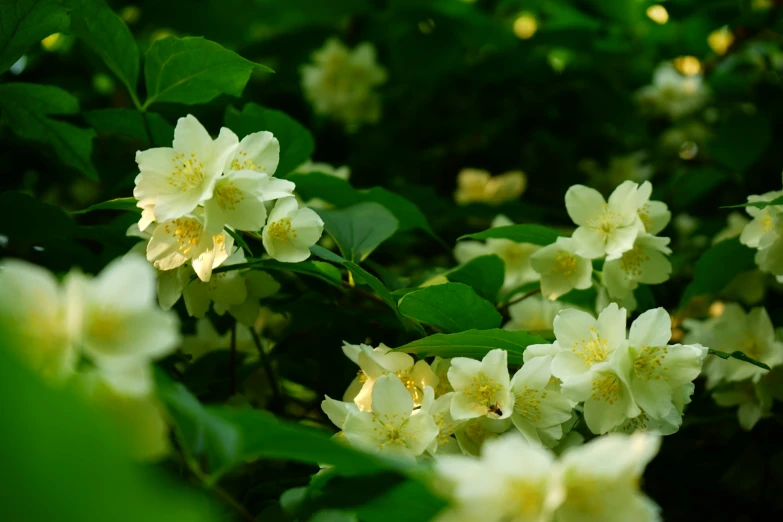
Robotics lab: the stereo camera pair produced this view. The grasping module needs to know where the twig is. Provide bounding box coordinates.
[229,320,237,395]
[249,327,284,411]
[340,279,386,306]
[497,287,542,313]
[190,463,256,522]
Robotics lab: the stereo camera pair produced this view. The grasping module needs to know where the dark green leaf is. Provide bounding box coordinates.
[395,328,547,365]
[318,202,399,262]
[398,283,501,333]
[680,238,756,307]
[708,348,771,371]
[66,0,139,102]
[0,190,75,241]
[224,228,253,257]
[0,83,97,179]
[445,255,504,303]
[212,258,342,288]
[722,195,783,210]
[85,109,173,146]
[0,0,69,73]
[225,103,313,177]
[71,197,140,214]
[669,167,729,210]
[143,36,272,108]
[458,224,562,245]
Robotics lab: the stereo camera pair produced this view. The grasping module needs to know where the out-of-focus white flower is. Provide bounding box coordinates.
[0,259,76,381]
[294,160,351,181]
[454,168,527,206]
[739,189,783,249]
[342,374,438,462]
[565,181,649,259]
[530,237,593,300]
[712,378,775,431]
[181,249,248,318]
[552,432,662,522]
[321,395,360,439]
[448,349,515,421]
[453,416,513,457]
[636,62,709,120]
[134,114,237,223]
[602,233,672,300]
[504,294,567,332]
[180,317,257,362]
[65,255,180,397]
[699,304,783,387]
[454,215,541,291]
[262,197,324,263]
[434,435,560,522]
[509,356,574,446]
[300,38,387,129]
[715,212,751,244]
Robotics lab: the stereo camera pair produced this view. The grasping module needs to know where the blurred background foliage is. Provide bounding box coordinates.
[4,0,783,521]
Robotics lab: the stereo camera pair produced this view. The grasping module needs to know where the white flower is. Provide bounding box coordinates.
[300,39,387,128]
[448,349,515,421]
[702,304,783,386]
[453,168,527,206]
[613,308,706,423]
[614,384,694,436]
[342,374,438,462]
[714,212,750,245]
[294,160,351,181]
[434,435,560,522]
[420,388,462,455]
[342,342,438,411]
[262,197,324,263]
[180,318,257,362]
[636,62,708,120]
[454,215,540,291]
[454,416,513,457]
[181,249,249,318]
[322,395,360,439]
[509,356,574,446]
[566,181,650,259]
[552,432,661,522]
[530,237,592,300]
[0,259,76,381]
[504,295,567,332]
[637,199,671,236]
[739,190,783,249]
[754,217,783,276]
[134,115,237,222]
[65,255,180,397]
[712,377,775,431]
[602,233,672,300]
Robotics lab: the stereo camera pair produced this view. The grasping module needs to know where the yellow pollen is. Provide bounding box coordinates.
[761,214,773,233]
[552,251,577,276]
[572,326,609,366]
[638,203,654,232]
[215,181,244,210]
[267,218,293,242]
[633,345,669,382]
[370,412,410,450]
[395,369,423,404]
[168,152,205,192]
[432,411,457,447]
[162,217,204,255]
[507,480,544,519]
[464,372,503,413]
[514,385,545,423]
[591,374,621,404]
[742,338,762,359]
[230,150,264,171]
[586,204,621,237]
[85,311,126,344]
[619,246,650,277]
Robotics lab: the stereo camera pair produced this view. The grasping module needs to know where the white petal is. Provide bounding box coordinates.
[92,255,156,311]
[371,374,414,420]
[628,308,671,348]
[565,185,606,226]
[173,114,212,155]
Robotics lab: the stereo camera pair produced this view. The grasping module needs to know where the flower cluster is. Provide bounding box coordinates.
[300,38,387,129]
[0,255,179,459]
[433,431,662,522]
[528,304,706,435]
[636,61,709,120]
[131,115,323,320]
[532,180,672,308]
[453,167,527,206]
[738,175,783,280]
[684,304,783,430]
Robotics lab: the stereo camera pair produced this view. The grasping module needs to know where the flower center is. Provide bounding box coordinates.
[432,410,457,447]
[229,150,263,171]
[638,203,654,232]
[163,217,204,255]
[742,337,762,359]
[552,251,577,276]
[169,152,205,191]
[395,369,422,404]
[85,310,126,346]
[633,345,669,382]
[761,214,773,233]
[591,374,621,404]
[373,414,409,450]
[464,372,503,413]
[215,181,245,210]
[619,246,649,277]
[571,326,609,366]
[507,480,545,520]
[587,204,621,237]
[514,385,545,423]
[267,218,293,242]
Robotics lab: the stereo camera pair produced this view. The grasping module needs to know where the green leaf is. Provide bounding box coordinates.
[224,227,253,257]
[708,114,772,172]
[395,328,547,365]
[722,195,783,210]
[0,0,69,73]
[156,374,389,481]
[0,336,219,522]
[318,202,399,262]
[0,190,75,241]
[310,245,424,334]
[85,109,173,146]
[143,36,272,108]
[71,197,140,214]
[398,283,501,333]
[669,167,729,210]
[680,238,756,307]
[445,255,504,303]
[707,348,771,371]
[0,82,97,179]
[225,103,314,177]
[66,0,139,102]
[213,258,342,288]
[458,224,562,245]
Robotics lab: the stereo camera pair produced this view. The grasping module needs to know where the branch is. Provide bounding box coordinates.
[496,286,542,314]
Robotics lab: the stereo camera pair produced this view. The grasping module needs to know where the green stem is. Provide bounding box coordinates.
[249,327,284,411]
